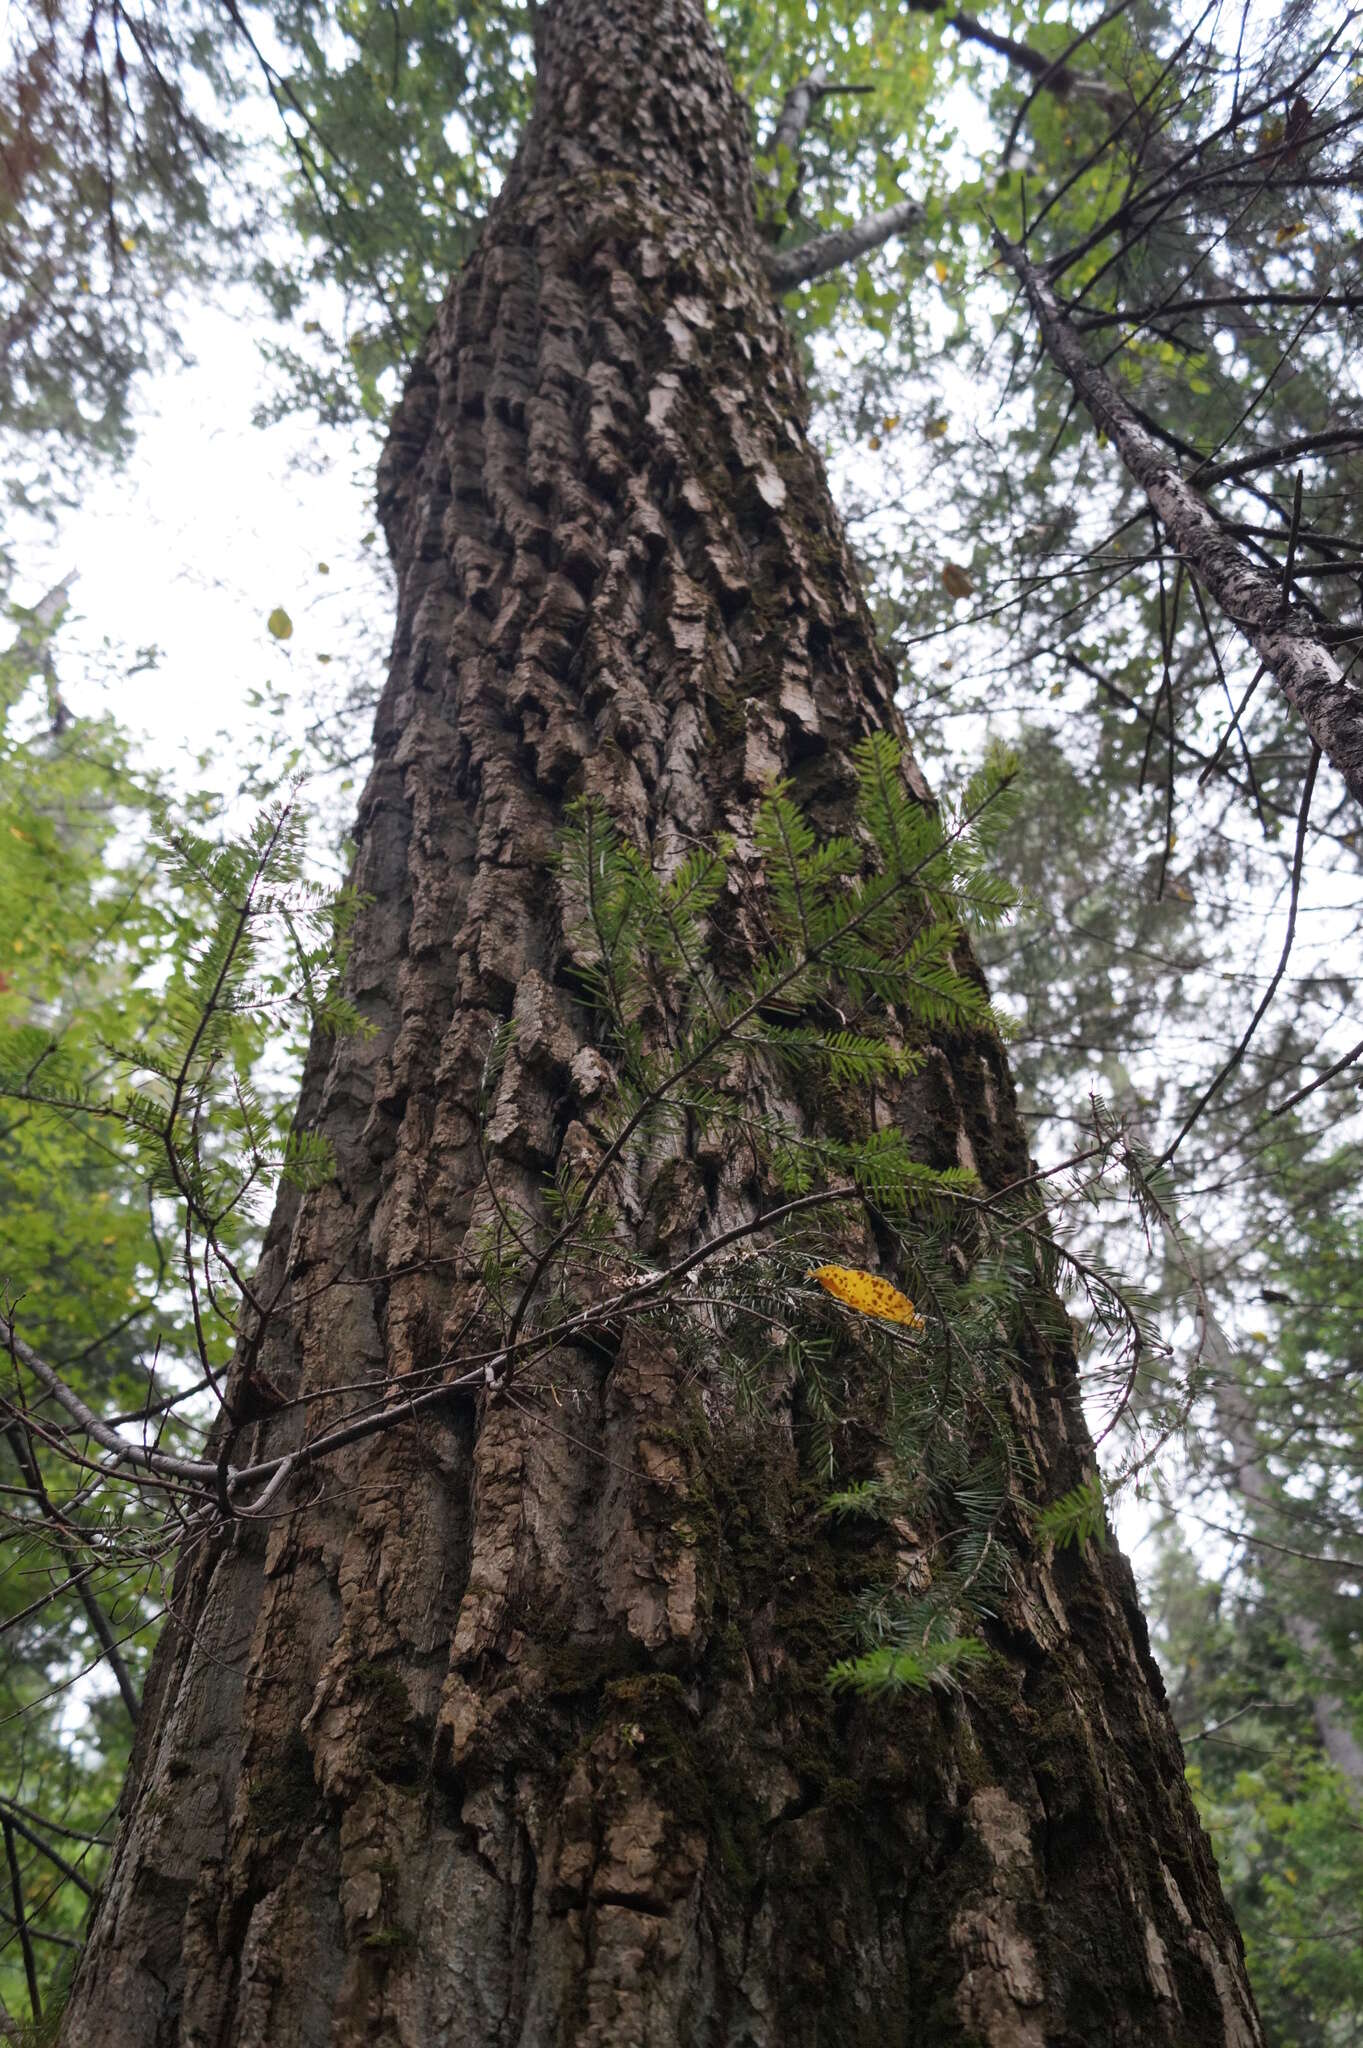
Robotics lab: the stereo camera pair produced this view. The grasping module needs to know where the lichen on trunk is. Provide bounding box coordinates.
[60,2,1263,2042]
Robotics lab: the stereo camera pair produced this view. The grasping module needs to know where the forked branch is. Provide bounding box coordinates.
[996,232,1363,810]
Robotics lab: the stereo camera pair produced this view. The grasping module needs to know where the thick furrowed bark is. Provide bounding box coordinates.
[61,4,1259,2043]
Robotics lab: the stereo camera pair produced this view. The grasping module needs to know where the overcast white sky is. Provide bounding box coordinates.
[18,288,384,819]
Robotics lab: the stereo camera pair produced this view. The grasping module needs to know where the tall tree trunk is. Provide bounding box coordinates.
[1152,1184,1363,1799]
[60,2,1261,2041]
[1213,1373,1363,1797]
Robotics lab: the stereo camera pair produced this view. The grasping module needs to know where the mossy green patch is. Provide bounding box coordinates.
[598,1670,765,1896]
[360,1922,416,1954]
[247,1730,318,1829]
[351,1659,425,1786]
[538,1636,650,1697]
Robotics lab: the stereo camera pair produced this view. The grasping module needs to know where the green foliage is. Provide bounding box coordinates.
[256,0,534,425]
[502,742,1141,1701]
[820,1476,893,1519]
[1035,1473,1107,1553]
[973,696,1363,2041]
[0,602,200,1373]
[0,616,177,2017]
[2,791,359,1240]
[1150,1525,1363,2046]
[0,0,248,519]
[0,602,355,2018]
[827,1633,988,1695]
[545,737,1014,1272]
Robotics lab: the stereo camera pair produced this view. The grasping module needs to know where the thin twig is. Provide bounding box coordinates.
[2,1820,40,2023]
[1160,746,1320,1165]
[996,232,1363,807]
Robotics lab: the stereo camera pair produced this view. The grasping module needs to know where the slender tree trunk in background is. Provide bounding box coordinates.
[60,2,1262,2041]
[1149,1210,1363,1802]
[1214,1375,1363,1798]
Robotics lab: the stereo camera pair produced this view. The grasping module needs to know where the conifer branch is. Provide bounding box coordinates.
[996,232,1363,810]
[511,750,1012,1347]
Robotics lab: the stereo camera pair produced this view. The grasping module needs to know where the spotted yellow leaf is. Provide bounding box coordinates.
[809,1264,924,1329]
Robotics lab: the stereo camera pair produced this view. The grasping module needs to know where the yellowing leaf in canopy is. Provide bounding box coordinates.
[809,1264,924,1329]
[267,606,294,641]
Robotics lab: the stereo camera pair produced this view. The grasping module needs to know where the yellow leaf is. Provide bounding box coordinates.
[934,260,948,283]
[120,235,136,253]
[267,606,294,641]
[924,415,949,439]
[809,1264,924,1329]
[941,562,974,600]
[881,414,900,432]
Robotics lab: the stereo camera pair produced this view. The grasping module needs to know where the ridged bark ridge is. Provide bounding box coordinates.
[61,2,1261,2041]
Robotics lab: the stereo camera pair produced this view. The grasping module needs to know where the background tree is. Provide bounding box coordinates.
[0,588,343,2023]
[0,592,189,2023]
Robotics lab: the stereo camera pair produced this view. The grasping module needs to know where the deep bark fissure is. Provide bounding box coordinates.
[61,3,1261,2042]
